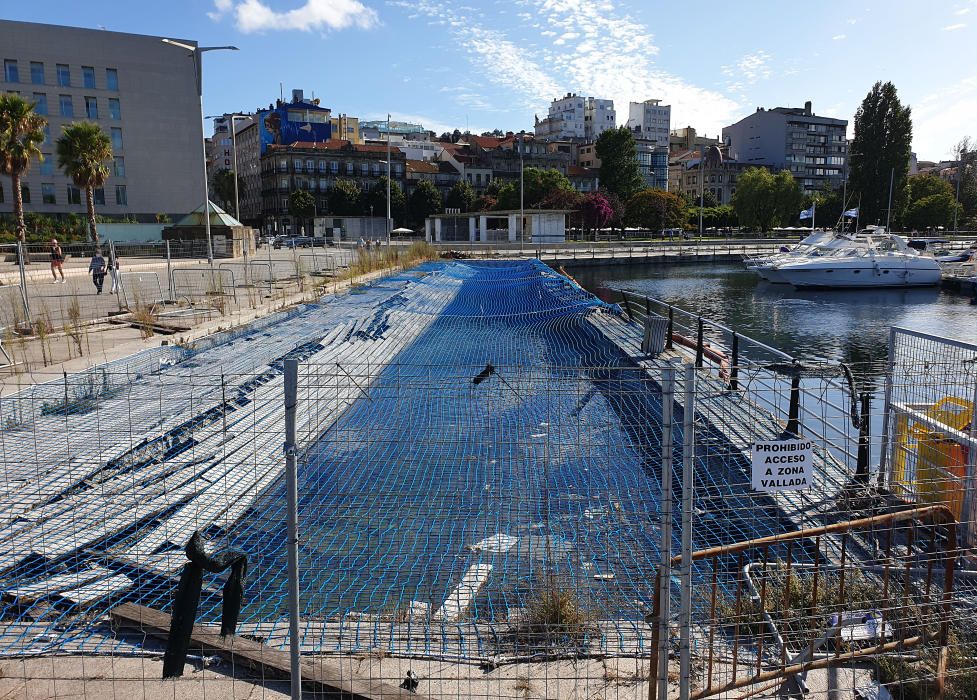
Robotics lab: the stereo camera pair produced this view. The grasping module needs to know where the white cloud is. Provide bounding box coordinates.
[955,7,971,15]
[943,22,968,30]
[392,0,741,135]
[832,33,847,40]
[208,0,378,32]
[910,76,977,158]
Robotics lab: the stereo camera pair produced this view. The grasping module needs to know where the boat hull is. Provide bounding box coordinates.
[778,263,941,288]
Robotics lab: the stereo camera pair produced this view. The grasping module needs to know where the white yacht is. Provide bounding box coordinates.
[772,232,942,288]
[746,230,855,283]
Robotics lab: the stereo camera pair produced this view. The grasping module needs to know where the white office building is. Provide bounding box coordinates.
[535,93,615,141]
[627,100,672,149]
[0,20,205,221]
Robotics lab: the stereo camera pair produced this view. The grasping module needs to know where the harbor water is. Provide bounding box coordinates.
[570,261,977,374]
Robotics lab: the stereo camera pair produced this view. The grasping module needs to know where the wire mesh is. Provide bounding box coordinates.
[0,257,973,698]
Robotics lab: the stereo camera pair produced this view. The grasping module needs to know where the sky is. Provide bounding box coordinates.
[5,0,976,160]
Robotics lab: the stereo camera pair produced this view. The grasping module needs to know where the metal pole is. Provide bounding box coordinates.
[885,167,894,232]
[283,358,301,700]
[194,50,214,265]
[877,327,897,488]
[655,365,676,700]
[267,232,273,297]
[520,134,525,253]
[698,151,704,237]
[166,240,174,302]
[231,115,241,223]
[679,363,696,700]
[386,113,391,249]
[16,242,31,327]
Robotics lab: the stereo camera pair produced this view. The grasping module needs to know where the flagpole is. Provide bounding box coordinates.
[811,200,816,233]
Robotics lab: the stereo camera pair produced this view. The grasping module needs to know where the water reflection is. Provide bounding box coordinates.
[570,262,977,366]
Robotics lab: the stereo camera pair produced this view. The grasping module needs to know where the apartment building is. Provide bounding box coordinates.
[722,101,848,193]
[0,20,204,220]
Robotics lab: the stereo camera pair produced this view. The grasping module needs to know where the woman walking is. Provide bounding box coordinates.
[109,254,121,294]
[50,239,65,283]
[88,249,106,294]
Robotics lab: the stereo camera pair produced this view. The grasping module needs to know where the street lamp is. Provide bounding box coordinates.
[206,113,248,223]
[162,38,239,264]
[519,133,525,252]
[385,113,392,249]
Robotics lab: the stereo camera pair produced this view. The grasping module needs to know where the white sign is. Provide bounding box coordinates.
[751,439,813,492]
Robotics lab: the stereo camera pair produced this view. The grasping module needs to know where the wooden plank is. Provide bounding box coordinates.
[110,602,428,699]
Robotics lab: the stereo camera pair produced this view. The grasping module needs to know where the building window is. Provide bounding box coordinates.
[42,124,49,145]
[30,62,44,85]
[371,163,380,176]
[115,185,127,206]
[279,177,288,189]
[4,60,19,83]
[21,185,30,204]
[306,159,314,171]
[40,157,54,176]
[319,178,328,189]
[0,183,3,203]
[82,66,96,89]
[110,127,122,151]
[41,183,56,204]
[361,163,369,175]
[105,68,118,91]
[56,64,70,87]
[85,96,98,119]
[318,160,326,172]
[94,188,105,206]
[345,162,353,174]
[33,92,47,115]
[67,185,81,205]
[113,156,125,177]
[278,158,287,172]
[330,161,338,173]
[108,98,121,120]
[59,94,73,117]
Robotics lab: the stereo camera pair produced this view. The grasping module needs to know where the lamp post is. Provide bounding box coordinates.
[206,113,248,223]
[519,133,525,251]
[386,113,392,249]
[162,39,238,264]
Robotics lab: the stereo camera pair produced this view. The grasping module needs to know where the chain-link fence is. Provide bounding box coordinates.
[0,258,973,699]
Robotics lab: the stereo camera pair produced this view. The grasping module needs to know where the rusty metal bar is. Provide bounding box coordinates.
[669,505,953,565]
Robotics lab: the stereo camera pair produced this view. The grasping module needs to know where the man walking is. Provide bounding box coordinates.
[88,249,106,294]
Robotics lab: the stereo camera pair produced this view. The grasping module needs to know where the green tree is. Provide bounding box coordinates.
[445,180,477,212]
[328,179,361,216]
[56,122,113,243]
[523,167,573,207]
[731,168,801,231]
[849,81,913,227]
[904,194,961,230]
[595,127,643,201]
[407,179,442,226]
[287,189,316,234]
[0,94,47,243]
[954,137,977,225]
[625,189,688,231]
[907,172,954,202]
[212,169,242,214]
[492,182,519,210]
[361,176,406,224]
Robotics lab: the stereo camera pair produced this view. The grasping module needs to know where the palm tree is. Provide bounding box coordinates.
[0,95,47,243]
[56,122,112,243]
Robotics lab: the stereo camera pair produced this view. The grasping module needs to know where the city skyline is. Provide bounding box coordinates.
[2,0,975,160]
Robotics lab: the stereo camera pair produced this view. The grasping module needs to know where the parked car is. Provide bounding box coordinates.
[284,236,313,249]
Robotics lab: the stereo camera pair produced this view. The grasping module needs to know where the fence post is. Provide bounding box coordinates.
[729,332,739,391]
[621,291,632,321]
[695,317,704,368]
[166,240,175,302]
[785,368,802,437]
[855,392,871,482]
[283,358,301,700]
[679,363,696,700]
[109,240,125,312]
[666,307,673,350]
[651,365,676,700]
[16,242,31,328]
[877,327,896,488]
[267,236,274,297]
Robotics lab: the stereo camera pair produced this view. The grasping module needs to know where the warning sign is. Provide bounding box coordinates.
[751,439,813,492]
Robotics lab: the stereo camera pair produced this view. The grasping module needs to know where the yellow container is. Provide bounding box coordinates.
[913,396,972,519]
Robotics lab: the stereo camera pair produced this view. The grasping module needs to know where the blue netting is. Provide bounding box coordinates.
[0,259,793,659]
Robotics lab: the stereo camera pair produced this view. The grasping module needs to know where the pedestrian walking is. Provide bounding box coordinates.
[50,239,66,283]
[109,255,121,294]
[88,249,106,294]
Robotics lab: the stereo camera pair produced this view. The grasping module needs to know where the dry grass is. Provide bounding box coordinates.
[130,305,159,339]
[515,585,594,652]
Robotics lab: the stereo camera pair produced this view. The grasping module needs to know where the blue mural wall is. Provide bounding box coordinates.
[258,104,333,154]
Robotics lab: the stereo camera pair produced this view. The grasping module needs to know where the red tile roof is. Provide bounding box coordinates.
[406,159,439,174]
[268,140,402,155]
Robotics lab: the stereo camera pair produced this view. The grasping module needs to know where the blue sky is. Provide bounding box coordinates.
[6,0,976,159]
